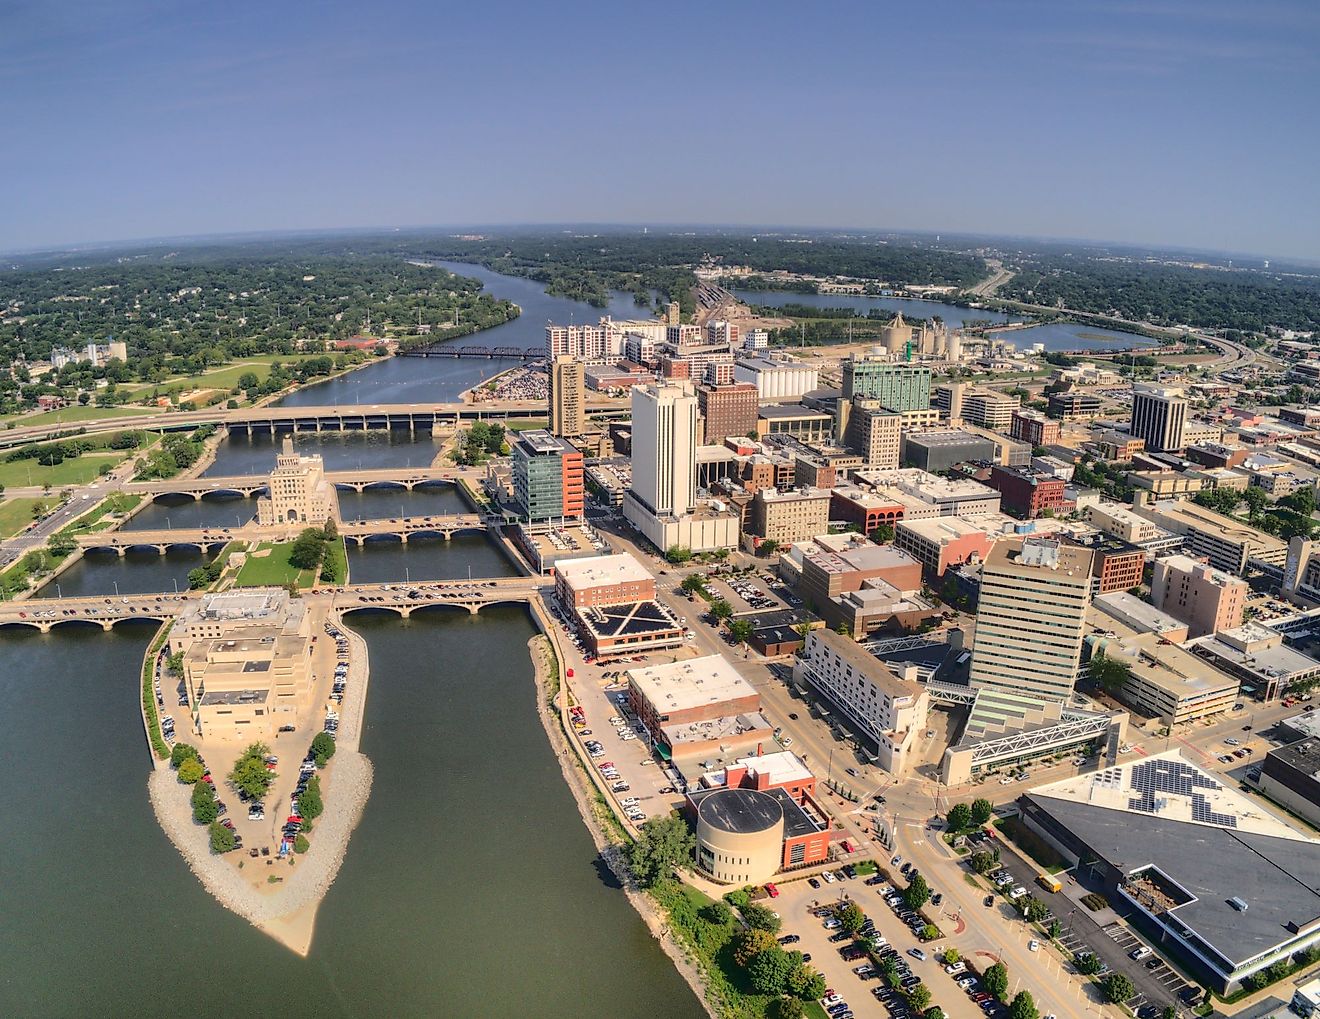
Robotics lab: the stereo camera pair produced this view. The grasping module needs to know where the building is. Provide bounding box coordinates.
[840,358,932,412]
[853,467,1003,517]
[842,401,902,468]
[627,656,771,759]
[987,465,1067,520]
[512,430,584,524]
[962,389,1019,430]
[1011,409,1061,448]
[1094,429,1146,461]
[793,628,930,775]
[687,785,830,884]
[696,381,758,444]
[1086,628,1239,725]
[1260,741,1320,830]
[1092,591,1189,643]
[796,540,935,638]
[1189,623,1320,701]
[749,488,831,546]
[545,322,614,362]
[554,552,683,655]
[1019,752,1320,994]
[1129,470,1204,499]
[1131,386,1188,452]
[554,552,655,608]
[1048,391,1103,421]
[1084,502,1182,551]
[1069,533,1147,595]
[548,355,586,437]
[169,588,309,655]
[1133,498,1288,575]
[968,537,1094,702]
[900,430,999,473]
[755,404,835,444]
[895,516,995,578]
[1151,554,1248,637]
[829,486,911,533]
[255,436,339,526]
[1283,536,1320,606]
[734,356,819,401]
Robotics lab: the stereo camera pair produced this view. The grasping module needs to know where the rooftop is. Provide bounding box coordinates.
[628,655,759,714]
[733,749,814,787]
[804,542,922,576]
[1139,500,1288,552]
[1093,593,1189,637]
[985,536,1094,578]
[515,430,578,456]
[1158,554,1249,589]
[577,600,683,641]
[806,627,924,701]
[556,552,652,591]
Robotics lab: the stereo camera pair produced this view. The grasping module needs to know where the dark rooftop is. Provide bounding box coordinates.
[580,601,684,639]
[694,787,784,835]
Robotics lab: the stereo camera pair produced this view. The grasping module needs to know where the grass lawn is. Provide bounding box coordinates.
[233,541,317,589]
[0,497,54,538]
[0,451,131,489]
[0,404,166,428]
[119,354,339,398]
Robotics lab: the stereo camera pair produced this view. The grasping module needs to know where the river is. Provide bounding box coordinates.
[276,262,652,407]
[0,498,703,1016]
[730,287,1020,330]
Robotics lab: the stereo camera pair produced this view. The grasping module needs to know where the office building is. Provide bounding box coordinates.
[840,358,932,412]
[962,389,1019,430]
[968,537,1094,702]
[1079,535,1147,595]
[548,355,586,436]
[842,400,902,468]
[697,381,759,444]
[933,382,966,423]
[1084,502,1181,550]
[1151,554,1248,637]
[1188,622,1320,702]
[627,656,771,759]
[628,382,697,518]
[169,588,309,656]
[749,488,831,546]
[853,467,1003,517]
[987,464,1067,520]
[1020,752,1320,994]
[895,516,995,578]
[1283,536,1320,606]
[1133,498,1288,575]
[793,627,929,775]
[255,436,339,527]
[512,430,584,524]
[1131,386,1189,452]
[183,630,311,744]
[756,404,834,443]
[1011,409,1061,448]
[796,542,936,638]
[900,429,998,473]
[1048,391,1103,421]
[1260,740,1320,831]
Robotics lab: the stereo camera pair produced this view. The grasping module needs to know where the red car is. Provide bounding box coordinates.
[287,815,302,824]
[202,774,214,785]
[765,882,780,898]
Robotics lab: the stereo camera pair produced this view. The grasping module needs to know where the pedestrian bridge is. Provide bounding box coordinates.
[126,467,459,500]
[74,514,497,556]
[0,577,550,631]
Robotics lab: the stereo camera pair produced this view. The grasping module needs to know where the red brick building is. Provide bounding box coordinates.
[554,553,655,609]
[987,465,1066,519]
[697,382,759,444]
[1010,409,1061,448]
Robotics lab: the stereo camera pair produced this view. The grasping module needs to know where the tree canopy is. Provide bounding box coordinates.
[625,814,694,887]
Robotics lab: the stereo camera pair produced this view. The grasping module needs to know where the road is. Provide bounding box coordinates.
[966,260,1014,299]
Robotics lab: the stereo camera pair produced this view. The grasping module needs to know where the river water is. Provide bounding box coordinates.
[730,287,1019,330]
[276,261,652,406]
[0,608,702,1017]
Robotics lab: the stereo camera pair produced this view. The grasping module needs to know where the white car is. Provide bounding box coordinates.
[822,870,837,883]
[1028,939,1040,952]
[619,797,640,807]
[1009,886,1027,899]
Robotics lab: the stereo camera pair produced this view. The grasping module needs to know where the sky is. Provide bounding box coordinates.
[2,0,1318,259]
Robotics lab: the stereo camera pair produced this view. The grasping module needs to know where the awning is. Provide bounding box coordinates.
[656,743,673,761]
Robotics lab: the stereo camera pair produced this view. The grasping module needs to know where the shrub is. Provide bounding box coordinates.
[310,731,336,766]
[298,775,324,820]
[1080,892,1108,911]
[170,743,198,768]
[208,822,236,854]
[724,887,752,909]
[1102,972,1135,1004]
[177,758,204,785]
[293,834,310,854]
[742,902,782,934]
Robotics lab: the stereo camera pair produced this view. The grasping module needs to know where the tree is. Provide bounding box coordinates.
[209,822,237,854]
[747,948,796,995]
[943,948,960,965]
[288,527,327,570]
[742,902,782,934]
[946,803,972,831]
[699,900,732,926]
[728,618,754,644]
[969,850,998,875]
[925,1010,946,1019]
[1008,990,1038,1019]
[228,742,275,801]
[733,928,779,967]
[680,574,706,595]
[758,539,780,557]
[1102,972,1135,1004]
[1088,651,1131,691]
[625,814,695,887]
[907,984,932,1012]
[983,961,1009,1000]
[838,902,865,934]
[193,793,218,824]
[787,965,825,1001]
[1073,952,1101,975]
[1241,484,1270,521]
[771,998,805,1019]
[971,797,994,825]
[1161,1008,1176,1019]
[311,731,336,766]
[1024,897,1049,923]
[665,545,692,564]
[903,872,931,910]
[293,833,310,854]
[869,523,895,544]
[709,598,733,621]
[170,742,199,768]
[177,758,204,785]
[298,775,324,820]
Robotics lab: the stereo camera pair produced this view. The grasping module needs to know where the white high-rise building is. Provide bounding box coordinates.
[629,381,697,517]
[1131,386,1188,453]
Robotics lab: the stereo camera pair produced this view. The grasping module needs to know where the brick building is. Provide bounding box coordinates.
[987,464,1067,519]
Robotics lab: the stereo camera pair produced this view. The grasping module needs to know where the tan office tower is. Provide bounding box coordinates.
[968,537,1094,703]
[549,355,585,436]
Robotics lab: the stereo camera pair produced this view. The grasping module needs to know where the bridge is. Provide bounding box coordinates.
[126,466,459,500]
[396,344,542,360]
[75,514,495,555]
[0,576,550,631]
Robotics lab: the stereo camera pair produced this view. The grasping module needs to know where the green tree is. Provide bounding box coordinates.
[680,574,706,595]
[728,618,754,644]
[1242,484,1270,521]
[625,814,695,887]
[787,965,825,1001]
[177,758,204,785]
[838,902,865,934]
[293,833,310,854]
[1161,1008,1176,1019]
[1088,651,1131,691]
[298,775,324,820]
[310,731,336,766]
[971,797,994,825]
[1073,952,1101,975]
[869,523,895,543]
[742,902,782,934]
[209,821,237,853]
[288,527,327,570]
[1008,990,1038,1019]
[771,998,805,1019]
[709,598,733,621]
[170,742,199,768]
[733,928,779,967]
[943,947,960,965]
[1024,897,1049,923]
[193,793,218,824]
[748,948,796,995]
[907,984,932,1012]
[946,802,972,831]
[1102,972,1135,1004]
[925,1009,946,1019]
[699,899,732,926]
[983,961,1009,1000]
[228,742,275,801]
[665,545,693,564]
[903,872,931,910]
[969,850,998,875]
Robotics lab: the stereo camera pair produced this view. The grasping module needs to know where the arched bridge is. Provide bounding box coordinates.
[335,576,550,616]
[126,467,458,501]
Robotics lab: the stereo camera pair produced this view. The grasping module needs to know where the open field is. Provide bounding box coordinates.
[0,404,166,428]
[117,354,349,398]
[0,497,53,538]
[233,541,317,589]
[0,452,128,489]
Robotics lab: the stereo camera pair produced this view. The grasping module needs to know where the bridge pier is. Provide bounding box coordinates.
[101,621,113,631]
[116,547,126,558]
[466,603,479,615]
[399,607,412,619]
[399,533,408,545]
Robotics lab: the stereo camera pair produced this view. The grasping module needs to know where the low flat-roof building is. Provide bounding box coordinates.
[627,656,771,759]
[554,552,684,655]
[169,588,308,654]
[1133,498,1289,575]
[1086,627,1239,726]
[1189,623,1320,702]
[1093,592,1189,643]
[1260,740,1320,831]
[900,430,999,474]
[1019,752,1320,994]
[852,467,1001,517]
[182,627,311,742]
[797,542,936,637]
[687,785,830,884]
[1085,503,1182,552]
[554,552,655,608]
[894,516,995,578]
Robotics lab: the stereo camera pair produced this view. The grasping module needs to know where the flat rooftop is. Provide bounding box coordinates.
[805,542,921,575]
[629,655,759,714]
[579,600,683,641]
[515,429,578,456]
[1140,499,1288,552]
[734,750,813,787]
[758,404,832,420]
[690,785,824,840]
[1093,593,1188,637]
[200,688,270,706]
[808,627,923,701]
[984,535,1094,578]
[556,552,652,590]
[897,515,991,543]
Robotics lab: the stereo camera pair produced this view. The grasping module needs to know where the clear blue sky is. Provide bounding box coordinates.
[4,0,1317,259]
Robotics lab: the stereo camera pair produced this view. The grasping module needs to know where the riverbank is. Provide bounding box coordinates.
[144,604,375,956]
[524,622,716,1018]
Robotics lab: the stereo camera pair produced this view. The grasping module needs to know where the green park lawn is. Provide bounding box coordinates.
[0,404,166,428]
[119,354,341,399]
[233,542,317,589]
[0,497,54,538]
[0,452,130,490]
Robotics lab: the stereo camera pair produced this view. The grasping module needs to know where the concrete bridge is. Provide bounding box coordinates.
[126,466,459,501]
[0,576,550,631]
[74,514,496,556]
